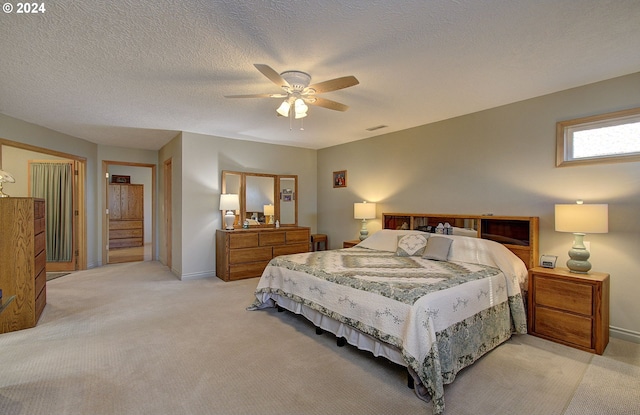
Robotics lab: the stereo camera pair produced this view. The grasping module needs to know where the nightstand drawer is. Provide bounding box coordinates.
[534,276,593,315]
[534,307,593,349]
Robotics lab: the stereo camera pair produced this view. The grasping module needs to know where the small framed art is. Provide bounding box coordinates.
[111,175,131,184]
[281,188,294,201]
[333,170,347,188]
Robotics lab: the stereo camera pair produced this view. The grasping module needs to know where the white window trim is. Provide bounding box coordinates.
[556,107,640,167]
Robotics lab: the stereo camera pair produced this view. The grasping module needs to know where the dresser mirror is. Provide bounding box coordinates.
[221,171,298,228]
[278,175,298,226]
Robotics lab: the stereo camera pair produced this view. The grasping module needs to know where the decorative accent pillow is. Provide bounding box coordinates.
[396,234,429,257]
[422,236,453,261]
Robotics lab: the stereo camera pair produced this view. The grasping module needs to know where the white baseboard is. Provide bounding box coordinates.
[610,325,640,344]
[179,270,215,281]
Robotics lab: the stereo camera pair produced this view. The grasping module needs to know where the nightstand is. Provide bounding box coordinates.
[343,240,361,248]
[528,266,610,354]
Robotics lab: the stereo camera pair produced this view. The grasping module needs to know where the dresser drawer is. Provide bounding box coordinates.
[34,199,46,219]
[229,261,271,280]
[229,233,259,249]
[35,285,47,320]
[260,231,286,246]
[35,249,46,276]
[34,217,46,235]
[110,220,143,230]
[34,231,46,257]
[229,246,272,264]
[274,243,309,257]
[534,307,593,349]
[286,229,310,244]
[110,228,143,239]
[110,238,143,248]
[35,268,46,301]
[534,276,593,316]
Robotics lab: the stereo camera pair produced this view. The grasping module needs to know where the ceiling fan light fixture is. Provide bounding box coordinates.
[276,100,291,117]
[294,98,308,113]
[294,100,308,119]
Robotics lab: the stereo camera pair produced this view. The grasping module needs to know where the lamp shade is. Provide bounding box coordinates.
[0,170,15,183]
[555,203,608,233]
[219,194,239,211]
[263,204,274,216]
[354,202,376,219]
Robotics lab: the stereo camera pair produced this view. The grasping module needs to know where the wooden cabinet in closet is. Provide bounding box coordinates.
[108,184,144,249]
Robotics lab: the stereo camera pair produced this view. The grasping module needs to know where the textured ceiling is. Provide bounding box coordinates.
[1,0,640,150]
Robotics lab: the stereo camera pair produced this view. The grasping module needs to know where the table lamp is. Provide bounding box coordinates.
[354,201,376,240]
[0,170,15,198]
[555,200,608,273]
[263,204,274,224]
[219,194,239,230]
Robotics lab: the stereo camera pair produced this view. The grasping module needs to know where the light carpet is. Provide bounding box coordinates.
[564,354,640,415]
[0,261,637,415]
[45,272,71,281]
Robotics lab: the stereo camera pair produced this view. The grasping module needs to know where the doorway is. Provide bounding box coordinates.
[0,138,87,271]
[103,161,156,265]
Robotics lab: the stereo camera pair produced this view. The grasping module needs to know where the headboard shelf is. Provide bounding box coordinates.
[382,213,539,269]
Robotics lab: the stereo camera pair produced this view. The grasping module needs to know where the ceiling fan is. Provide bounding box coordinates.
[225,64,359,119]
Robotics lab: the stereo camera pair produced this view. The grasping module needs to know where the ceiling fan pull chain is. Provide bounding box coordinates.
[300,117,304,131]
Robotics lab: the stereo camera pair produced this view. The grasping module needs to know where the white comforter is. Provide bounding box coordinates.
[250,231,528,414]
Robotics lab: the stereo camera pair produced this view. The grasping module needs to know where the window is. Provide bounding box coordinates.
[556,107,640,166]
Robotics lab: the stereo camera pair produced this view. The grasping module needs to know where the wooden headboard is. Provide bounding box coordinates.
[382,213,539,269]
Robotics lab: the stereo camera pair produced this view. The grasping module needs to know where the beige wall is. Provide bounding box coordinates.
[165,131,317,280]
[317,71,640,342]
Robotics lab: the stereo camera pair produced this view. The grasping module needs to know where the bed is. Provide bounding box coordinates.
[249,214,538,414]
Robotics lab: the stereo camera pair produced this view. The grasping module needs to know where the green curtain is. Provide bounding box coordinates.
[31,163,73,262]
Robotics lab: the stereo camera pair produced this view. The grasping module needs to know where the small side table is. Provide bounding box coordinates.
[343,240,360,248]
[528,266,609,354]
[310,234,328,251]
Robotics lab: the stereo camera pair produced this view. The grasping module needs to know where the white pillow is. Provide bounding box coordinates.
[396,234,429,256]
[356,229,427,252]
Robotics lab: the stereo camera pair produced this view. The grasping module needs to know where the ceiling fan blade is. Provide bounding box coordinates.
[254,64,290,89]
[307,97,349,112]
[307,76,359,94]
[224,93,287,99]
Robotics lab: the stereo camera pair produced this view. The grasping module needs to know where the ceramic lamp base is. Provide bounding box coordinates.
[567,233,591,273]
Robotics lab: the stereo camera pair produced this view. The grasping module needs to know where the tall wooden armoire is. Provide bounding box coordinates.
[0,198,47,333]
[108,184,144,249]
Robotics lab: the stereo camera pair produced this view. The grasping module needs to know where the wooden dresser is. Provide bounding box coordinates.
[216,227,310,281]
[108,183,144,248]
[0,198,47,333]
[528,266,610,354]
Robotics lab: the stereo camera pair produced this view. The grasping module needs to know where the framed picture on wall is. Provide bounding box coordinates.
[111,175,131,184]
[333,170,347,188]
[281,188,294,201]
